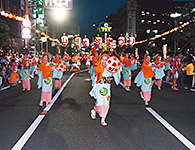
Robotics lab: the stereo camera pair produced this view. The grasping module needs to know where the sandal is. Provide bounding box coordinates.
[91,110,96,119]
[39,101,43,106]
[101,122,107,126]
[46,102,50,106]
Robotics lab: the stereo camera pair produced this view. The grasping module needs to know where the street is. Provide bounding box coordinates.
[0,70,195,150]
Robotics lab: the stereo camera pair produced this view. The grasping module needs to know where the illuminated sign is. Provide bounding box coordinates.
[44,0,73,9]
[99,22,112,33]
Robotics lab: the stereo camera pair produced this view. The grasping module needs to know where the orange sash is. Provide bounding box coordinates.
[40,61,52,79]
[141,59,154,78]
[21,59,27,70]
[122,58,132,67]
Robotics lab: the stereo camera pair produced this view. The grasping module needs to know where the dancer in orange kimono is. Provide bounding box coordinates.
[89,53,121,126]
[20,55,31,91]
[134,54,155,106]
[38,53,53,106]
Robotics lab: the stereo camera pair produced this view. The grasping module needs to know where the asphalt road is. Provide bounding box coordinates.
[0,70,195,150]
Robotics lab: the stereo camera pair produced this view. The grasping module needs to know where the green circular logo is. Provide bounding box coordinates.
[144,79,150,85]
[99,87,108,96]
[23,72,27,76]
[44,78,51,85]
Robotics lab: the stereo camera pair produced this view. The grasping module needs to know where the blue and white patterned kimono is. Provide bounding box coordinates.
[134,62,153,92]
[122,64,132,80]
[131,60,137,70]
[152,63,165,80]
[37,62,53,93]
[29,65,35,74]
[52,62,63,80]
[89,66,96,87]
[89,69,121,107]
[20,62,30,81]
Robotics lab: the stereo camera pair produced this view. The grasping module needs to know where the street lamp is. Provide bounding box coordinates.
[52,9,68,22]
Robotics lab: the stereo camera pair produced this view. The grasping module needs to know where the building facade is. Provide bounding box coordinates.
[0,0,24,52]
[119,0,138,38]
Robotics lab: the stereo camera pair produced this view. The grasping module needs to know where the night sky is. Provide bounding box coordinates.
[70,0,187,40]
[71,0,126,39]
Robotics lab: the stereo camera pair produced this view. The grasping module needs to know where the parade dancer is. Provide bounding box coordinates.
[77,53,82,69]
[89,53,121,126]
[152,54,165,90]
[20,55,31,91]
[172,54,181,90]
[38,53,53,106]
[88,52,99,87]
[121,53,132,91]
[164,57,172,82]
[69,54,81,75]
[130,54,140,71]
[63,52,71,71]
[134,54,155,106]
[29,54,36,78]
[85,53,91,71]
[52,54,63,89]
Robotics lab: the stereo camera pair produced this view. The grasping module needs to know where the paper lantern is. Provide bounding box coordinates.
[12,15,16,20]
[1,11,5,16]
[5,12,8,17]
[96,36,102,47]
[75,35,82,47]
[118,35,125,46]
[83,37,89,47]
[8,13,13,18]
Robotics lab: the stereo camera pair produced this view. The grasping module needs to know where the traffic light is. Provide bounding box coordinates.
[22,15,31,39]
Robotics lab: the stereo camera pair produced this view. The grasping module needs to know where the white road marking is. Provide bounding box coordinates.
[85,78,91,81]
[44,73,75,112]
[162,80,173,85]
[11,115,45,150]
[0,86,10,91]
[190,89,195,92]
[146,107,195,150]
[11,72,76,150]
[80,69,88,73]
[119,82,126,89]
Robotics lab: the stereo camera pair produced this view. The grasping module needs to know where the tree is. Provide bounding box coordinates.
[0,18,10,46]
[172,2,195,53]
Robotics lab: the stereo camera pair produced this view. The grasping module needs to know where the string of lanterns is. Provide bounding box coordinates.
[32,27,67,47]
[33,18,194,47]
[134,18,195,45]
[0,7,194,48]
[0,8,24,21]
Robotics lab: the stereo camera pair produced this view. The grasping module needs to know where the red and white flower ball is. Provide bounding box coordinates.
[106,56,121,73]
[28,58,36,66]
[55,60,67,72]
